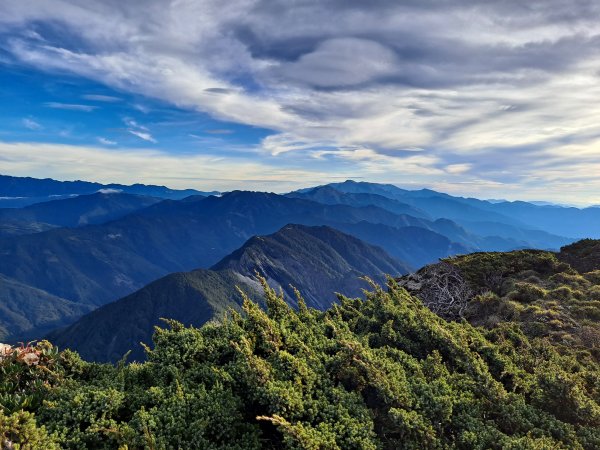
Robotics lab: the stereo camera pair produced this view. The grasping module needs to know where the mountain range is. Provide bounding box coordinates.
[312,180,600,239]
[0,174,217,208]
[49,224,406,362]
[0,190,466,309]
[0,273,92,342]
[0,192,161,236]
[2,174,599,347]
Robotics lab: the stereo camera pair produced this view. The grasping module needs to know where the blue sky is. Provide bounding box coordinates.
[0,63,272,151]
[1,1,600,202]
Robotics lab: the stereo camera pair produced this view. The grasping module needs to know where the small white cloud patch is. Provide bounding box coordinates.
[128,129,157,143]
[97,137,117,145]
[22,118,42,130]
[446,164,473,174]
[44,102,98,112]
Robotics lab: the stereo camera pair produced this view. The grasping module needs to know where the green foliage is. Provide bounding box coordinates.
[0,410,59,449]
[509,283,547,303]
[583,270,600,285]
[0,341,64,414]
[1,278,599,449]
[465,292,519,328]
[447,250,566,294]
[445,244,600,358]
[559,239,600,274]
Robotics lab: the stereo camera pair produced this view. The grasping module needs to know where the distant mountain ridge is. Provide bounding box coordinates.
[0,192,161,231]
[297,181,531,226]
[0,191,431,308]
[299,180,598,239]
[0,174,218,207]
[286,186,431,219]
[0,185,576,317]
[0,274,92,342]
[49,224,407,362]
[289,183,573,251]
[0,175,590,346]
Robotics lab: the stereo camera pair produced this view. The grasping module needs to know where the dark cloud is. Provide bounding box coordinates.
[237,2,600,90]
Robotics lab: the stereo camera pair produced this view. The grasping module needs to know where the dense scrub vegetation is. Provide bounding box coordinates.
[2,271,600,449]
[447,249,600,358]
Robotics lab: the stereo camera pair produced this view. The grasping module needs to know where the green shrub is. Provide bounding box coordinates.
[587,286,600,301]
[509,283,547,303]
[465,291,519,327]
[573,306,600,322]
[1,279,599,449]
[0,410,59,450]
[584,270,600,285]
[550,286,575,302]
[0,341,64,414]
[549,272,590,290]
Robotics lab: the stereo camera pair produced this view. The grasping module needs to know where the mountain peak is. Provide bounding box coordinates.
[50,223,408,362]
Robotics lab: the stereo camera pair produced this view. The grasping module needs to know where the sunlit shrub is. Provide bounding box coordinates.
[509,282,547,303]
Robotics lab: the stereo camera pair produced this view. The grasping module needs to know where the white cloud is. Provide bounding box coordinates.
[261,133,334,156]
[127,129,156,143]
[277,38,398,88]
[82,94,122,102]
[3,1,600,202]
[445,163,472,174]
[97,137,117,145]
[22,118,42,130]
[44,102,98,112]
[123,118,148,131]
[122,118,156,143]
[0,141,337,192]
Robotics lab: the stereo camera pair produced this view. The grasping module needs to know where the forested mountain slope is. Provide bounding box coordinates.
[0,274,92,342]
[0,192,161,229]
[0,192,456,308]
[49,224,407,362]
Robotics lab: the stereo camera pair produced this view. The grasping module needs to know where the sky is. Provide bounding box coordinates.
[1,1,600,203]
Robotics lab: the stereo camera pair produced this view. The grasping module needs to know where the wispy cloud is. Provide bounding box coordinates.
[205,129,234,135]
[3,1,600,201]
[44,102,98,112]
[0,141,332,192]
[123,118,147,131]
[22,118,42,130]
[82,94,122,102]
[445,164,472,175]
[123,117,156,143]
[97,137,116,145]
[127,129,156,143]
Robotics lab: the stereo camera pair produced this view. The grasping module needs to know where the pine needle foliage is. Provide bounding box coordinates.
[1,275,599,449]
